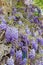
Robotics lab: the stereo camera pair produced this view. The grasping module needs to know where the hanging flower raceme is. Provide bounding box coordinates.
[28,49,36,59]
[16,50,22,62]
[5,26,18,43]
[20,58,27,65]
[7,56,14,65]
[19,42,23,47]
[37,37,43,46]
[31,40,38,51]
[16,50,22,58]
[10,47,15,56]
[25,26,31,35]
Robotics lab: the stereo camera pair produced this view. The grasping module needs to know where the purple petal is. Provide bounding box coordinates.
[10,47,15,56]
[0,22,7,30]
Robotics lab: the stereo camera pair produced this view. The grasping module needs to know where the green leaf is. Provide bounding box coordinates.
[33,0,43,9]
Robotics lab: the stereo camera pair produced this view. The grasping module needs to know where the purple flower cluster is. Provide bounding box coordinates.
[37,37,43,46]
[0,3,43,65]
[31,40,38,51]
[5,26,18,43]
[10,47,15,56]
[25,26,31,35]
[0,18,18,43]
[28,49,35,59]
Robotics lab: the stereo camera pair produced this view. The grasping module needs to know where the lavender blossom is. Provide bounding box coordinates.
[20,58,27,65]
[16,50,22,64]
[32,40,38,50]
[5,26,18,43]
[7,56,14,65]
[38,29,43,35]
[28,49,36,59]
[10,47,15,56]
[19,42,23,47]
[25,26,31,35]
[37,37,43,46]
[0,22,7,30]
[16,50,22,58]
